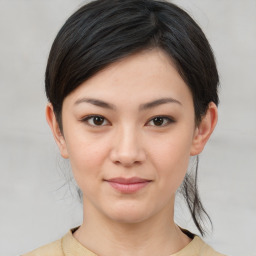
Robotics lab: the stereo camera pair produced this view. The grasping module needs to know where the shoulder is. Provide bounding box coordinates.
[22,239,63,256]
[178,229,226,256]
[194,236,226,256]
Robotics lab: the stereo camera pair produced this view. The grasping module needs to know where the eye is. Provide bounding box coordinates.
[82,115,109,126]
[147,116,174,127]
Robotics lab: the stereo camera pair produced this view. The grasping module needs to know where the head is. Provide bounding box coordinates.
[45,0,219,236]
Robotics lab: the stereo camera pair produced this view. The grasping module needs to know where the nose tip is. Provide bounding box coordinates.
[109,130,146,167]
[111,151,143,167]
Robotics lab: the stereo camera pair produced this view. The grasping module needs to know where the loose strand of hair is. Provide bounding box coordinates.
[182,155,213,236]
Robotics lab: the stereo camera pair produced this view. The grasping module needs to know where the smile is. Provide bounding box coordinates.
[105,177,152,194]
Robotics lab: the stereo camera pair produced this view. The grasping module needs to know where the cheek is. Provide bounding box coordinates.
[149,130,193,190]
[64,131,110,188]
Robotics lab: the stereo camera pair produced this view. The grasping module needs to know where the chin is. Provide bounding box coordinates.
[105,204,153,224]
[110,213,148,224]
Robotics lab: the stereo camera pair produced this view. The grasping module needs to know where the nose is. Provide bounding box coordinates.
[109,126,146,167]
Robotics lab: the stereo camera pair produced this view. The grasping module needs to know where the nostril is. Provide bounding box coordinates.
[109,133,146,166]
[111,152,145,167]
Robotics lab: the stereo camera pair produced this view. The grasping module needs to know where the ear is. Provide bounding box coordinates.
[45,103,69,159]
[190,102,218,156]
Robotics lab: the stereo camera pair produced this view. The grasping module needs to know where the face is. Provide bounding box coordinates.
[48,49,215,224]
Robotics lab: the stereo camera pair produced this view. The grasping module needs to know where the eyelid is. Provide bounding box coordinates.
[146,115,175,127]
[80,115,110,127]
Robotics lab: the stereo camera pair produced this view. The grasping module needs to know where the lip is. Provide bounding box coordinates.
[105,177,152,193]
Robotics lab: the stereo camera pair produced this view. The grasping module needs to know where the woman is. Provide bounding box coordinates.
[24,0,225,255]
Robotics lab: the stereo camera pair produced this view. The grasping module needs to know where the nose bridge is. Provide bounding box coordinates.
[110,123,145,166]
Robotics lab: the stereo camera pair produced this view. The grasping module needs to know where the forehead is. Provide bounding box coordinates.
[63,49,193,108]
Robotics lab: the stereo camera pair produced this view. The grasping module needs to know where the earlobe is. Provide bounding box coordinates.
[45,103,69,159]
[190,102,218,156]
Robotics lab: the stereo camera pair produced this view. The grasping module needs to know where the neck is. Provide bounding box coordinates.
[73,197,191,256]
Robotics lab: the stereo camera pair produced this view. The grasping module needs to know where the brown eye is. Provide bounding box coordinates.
[152,117,164,126]
[82,115,109,126]
[147,116,174,127]
[92,116,105,126]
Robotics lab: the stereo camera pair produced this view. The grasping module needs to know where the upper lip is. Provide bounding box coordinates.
[105,177,152,184]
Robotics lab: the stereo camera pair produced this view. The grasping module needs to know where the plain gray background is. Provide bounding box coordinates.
[0,0,255,255]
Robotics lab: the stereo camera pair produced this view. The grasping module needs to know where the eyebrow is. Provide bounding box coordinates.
[74,97,182,110]
[139,97,182,111]
[75,98,116,110]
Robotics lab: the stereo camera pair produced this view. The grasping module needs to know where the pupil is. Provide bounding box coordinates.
[94,116,104,125]
[154,117,163,126]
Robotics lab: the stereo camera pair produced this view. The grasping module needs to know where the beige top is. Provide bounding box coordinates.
[23,228,226,256]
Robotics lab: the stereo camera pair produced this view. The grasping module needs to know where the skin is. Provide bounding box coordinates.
[46,49,218,256]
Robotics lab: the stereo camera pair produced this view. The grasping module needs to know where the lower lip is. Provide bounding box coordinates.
[107,181,150,193]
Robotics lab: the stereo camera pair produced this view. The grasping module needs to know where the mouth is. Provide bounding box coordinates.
[104,177,152,194]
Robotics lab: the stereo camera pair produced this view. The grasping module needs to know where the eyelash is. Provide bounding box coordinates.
[147,116,175,127]
[81,115,175,127]
[81,115,109,127]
